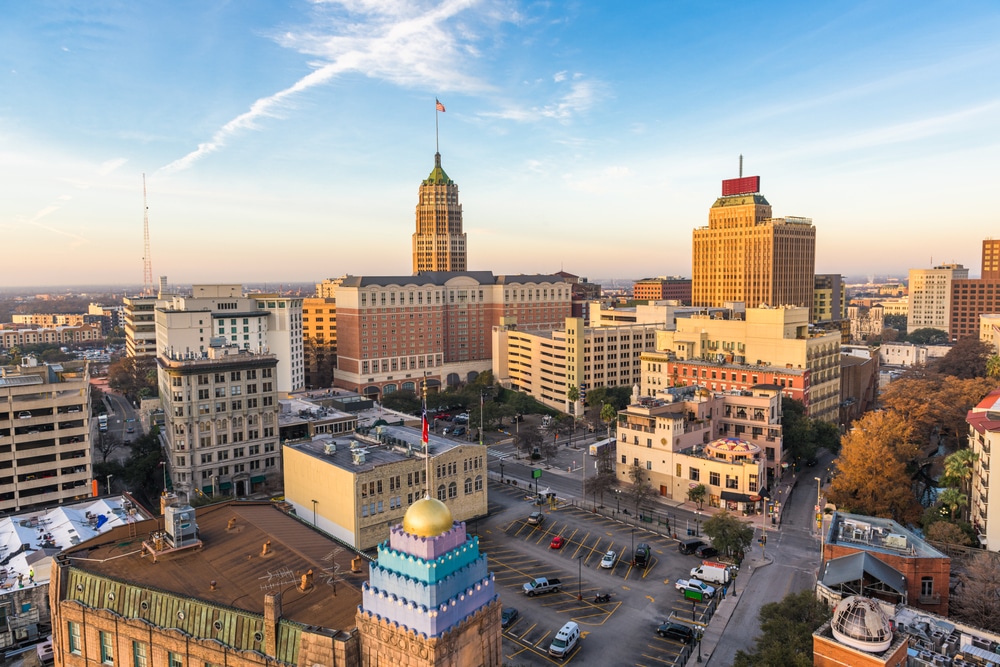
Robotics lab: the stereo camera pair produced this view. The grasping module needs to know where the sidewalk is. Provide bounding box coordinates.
[685,548,773,666]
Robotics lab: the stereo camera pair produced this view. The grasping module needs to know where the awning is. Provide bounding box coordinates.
[721,491,755,503]
[202,485,213,494]
[820,551,906,594]
[219,481,232,491]
[250,475,266,484]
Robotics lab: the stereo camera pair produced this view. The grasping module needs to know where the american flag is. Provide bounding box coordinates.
[422,407,429,445]
[435,99,446,112]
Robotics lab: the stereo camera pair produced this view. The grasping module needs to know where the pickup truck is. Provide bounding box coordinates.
[674,578,716,599]
[523,577,562,596]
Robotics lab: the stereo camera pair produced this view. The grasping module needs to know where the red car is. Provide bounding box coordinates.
[434,413,451,421]
[550,536,565,549]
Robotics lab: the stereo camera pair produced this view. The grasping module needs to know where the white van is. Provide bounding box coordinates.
[548,621,580,658]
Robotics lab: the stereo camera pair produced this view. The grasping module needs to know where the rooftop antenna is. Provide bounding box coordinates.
[739,154,743,178]
[142,174,153,296]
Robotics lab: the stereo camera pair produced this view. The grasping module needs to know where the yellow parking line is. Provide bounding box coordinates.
[570,532,590,559]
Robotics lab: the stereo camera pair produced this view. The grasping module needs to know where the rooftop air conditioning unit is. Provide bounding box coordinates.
[323,443,337,455]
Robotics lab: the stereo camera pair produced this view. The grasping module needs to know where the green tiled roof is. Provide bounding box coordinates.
[423,153,453,185]
[711,194,770,208]
[66,568,303,665]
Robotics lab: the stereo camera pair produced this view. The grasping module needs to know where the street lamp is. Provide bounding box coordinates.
[311,499,318,526]
[105,474,113,495]
[815,476,823,562]
[499,459,505,483]
[479,390,486,447]
[615,489,621,514]
[630,528,635,566]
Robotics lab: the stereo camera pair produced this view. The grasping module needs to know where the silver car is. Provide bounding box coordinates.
[600,550,617,569]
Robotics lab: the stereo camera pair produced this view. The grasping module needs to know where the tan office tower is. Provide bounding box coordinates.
[412,153,467,273]
[692,175,815,317]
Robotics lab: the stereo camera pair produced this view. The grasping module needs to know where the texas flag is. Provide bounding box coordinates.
[422,408,429,445]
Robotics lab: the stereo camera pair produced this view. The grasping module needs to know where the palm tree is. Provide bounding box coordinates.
[988,354,1000,379]
[942,448,979,490]
[937,488,968,521]
[600,402,617,444]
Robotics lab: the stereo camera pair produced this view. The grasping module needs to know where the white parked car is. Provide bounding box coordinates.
[600,550,617,569]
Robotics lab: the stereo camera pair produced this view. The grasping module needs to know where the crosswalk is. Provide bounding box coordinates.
[487,448,511,459]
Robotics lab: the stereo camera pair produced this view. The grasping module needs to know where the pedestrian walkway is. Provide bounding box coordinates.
[487,448,512,460]
[685,548,773,666]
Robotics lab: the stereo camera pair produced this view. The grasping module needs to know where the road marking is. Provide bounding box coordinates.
[646,595,655,603]
[570,532,590,559]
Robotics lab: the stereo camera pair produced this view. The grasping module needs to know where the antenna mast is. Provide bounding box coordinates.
[142,174,153,296]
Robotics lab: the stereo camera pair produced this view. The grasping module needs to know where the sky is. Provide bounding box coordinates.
[2,1,999,288]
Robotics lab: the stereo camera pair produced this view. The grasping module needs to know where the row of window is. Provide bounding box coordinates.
[68,623,216,667]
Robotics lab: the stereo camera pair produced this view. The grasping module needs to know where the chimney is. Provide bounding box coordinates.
[227,518,237,530]
[261,540,271,556]
[299,569,314,592]
[264,592,282,657]
[210,580,217,591]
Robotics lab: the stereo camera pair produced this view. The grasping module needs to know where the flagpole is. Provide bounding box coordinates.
[435,103,439,154]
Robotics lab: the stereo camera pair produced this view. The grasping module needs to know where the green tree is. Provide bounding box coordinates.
[687,484,707,510]
[566,383,580,408]
[732,589,832,667]
[907,327,949,345]
[701,510,754,558]
[988,354,1000,379]
[940,448,978,493]
[951,552,1000,633]
[780,398,815,463]
[883,314,907,332]
[937,488,968,521]
[381,390,420,415]
[600,402,617,444]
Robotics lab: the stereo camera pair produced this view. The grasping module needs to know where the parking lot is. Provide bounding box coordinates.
[482,482,724,665]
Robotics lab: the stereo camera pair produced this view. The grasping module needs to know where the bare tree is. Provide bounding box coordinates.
[624,461,654,516]
[952,552,1000,633]
[94,433,124,463]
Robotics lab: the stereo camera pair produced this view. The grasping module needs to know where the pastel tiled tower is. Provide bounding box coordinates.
[357,497,502,667]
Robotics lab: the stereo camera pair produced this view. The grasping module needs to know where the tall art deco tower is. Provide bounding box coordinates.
[412,152,467,273]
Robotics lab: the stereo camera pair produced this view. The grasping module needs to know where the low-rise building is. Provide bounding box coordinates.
[821,512,950,616]
[878,342,951,368]
[632,277,692,305]
[0,495,152,656]
[12,314,85,327]
[0,324,103,348]
[283,425,488,551]
[277,397,357,443]
[615,385,782,501]
[981,313,1000,353]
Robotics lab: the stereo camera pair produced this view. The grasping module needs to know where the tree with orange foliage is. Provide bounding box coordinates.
[828,411,921,523]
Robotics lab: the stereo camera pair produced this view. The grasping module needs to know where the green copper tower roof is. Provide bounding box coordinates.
[423,152,453,185]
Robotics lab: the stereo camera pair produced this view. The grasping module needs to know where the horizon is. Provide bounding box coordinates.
[3,2,998,286]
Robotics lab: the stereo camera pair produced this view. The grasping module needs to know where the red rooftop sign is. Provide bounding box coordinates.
[722,176,760,196]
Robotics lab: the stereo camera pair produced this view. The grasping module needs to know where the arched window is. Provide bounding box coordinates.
[464,478,473,494]
[437,485,446,501]
[448,482,457,499]
[475,475,483,492]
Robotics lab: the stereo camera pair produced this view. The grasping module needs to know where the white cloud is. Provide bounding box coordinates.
[97,157,128,176]
[481,78,604,122]
[553,70,566,82]
[161,0,506,174]
[563,164,632,194]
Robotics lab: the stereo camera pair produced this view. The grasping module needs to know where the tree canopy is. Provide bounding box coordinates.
[907,327,949,345]
[951,552,1000,633]
[827,411,921,522]
[701,510,754,558]
[930,337,993,379]
[732,589,832,667]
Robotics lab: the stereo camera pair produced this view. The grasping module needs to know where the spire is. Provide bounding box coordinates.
[423,152,453,185]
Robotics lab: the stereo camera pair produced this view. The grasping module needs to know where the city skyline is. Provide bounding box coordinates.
[2,1,999,287]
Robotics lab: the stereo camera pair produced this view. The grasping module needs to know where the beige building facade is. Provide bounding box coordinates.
[907,264,968,334]
[283,426,487,551]
[969,390,1000,551]
[492,317,661,414]
[0,358,91,513]
[692,176,815,318]
[303,296,337,389]
[615,386,782,503]
[157,346,281,501]
[412,153,467,273]
[124,295,157,358]
[654,306,841,422]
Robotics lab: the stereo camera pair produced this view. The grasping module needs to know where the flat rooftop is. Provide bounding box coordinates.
[0,494,153,587]
[826,512,947,559]
[287,424,470,474]
[61,501,367,632]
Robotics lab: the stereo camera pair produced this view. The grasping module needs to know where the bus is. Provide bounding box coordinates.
[98,415,108,432]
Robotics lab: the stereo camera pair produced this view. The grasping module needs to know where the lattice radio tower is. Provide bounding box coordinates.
[142,174,153,296]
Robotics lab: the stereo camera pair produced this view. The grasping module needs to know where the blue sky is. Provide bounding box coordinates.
[2,1,999,287]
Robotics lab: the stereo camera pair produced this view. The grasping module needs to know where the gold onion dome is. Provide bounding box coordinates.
[402,497,453,537]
